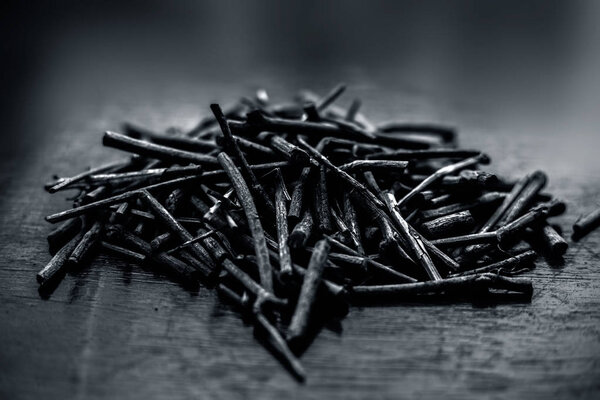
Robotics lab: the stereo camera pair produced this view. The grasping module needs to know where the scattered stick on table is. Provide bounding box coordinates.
[39,84,592,382]
[287,238,331,344]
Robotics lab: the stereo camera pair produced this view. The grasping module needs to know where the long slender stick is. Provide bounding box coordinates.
[430,232,498,247]
[218,152,274,293]
[211,104,274,214]
[324,234,417,281]
[165,230,217,255]
[421,192,507,220]
[414,232,461,271]
[48,159,129,193]
[291,262,346,298]
[221,259,285,309]
[316,83,346,112]
[230,112,374,141]
[496,171,547,226]
[103,131,218,165]
[450,250,537,277]
[366,149,479,160]
[139,190,214,277]
[352,273,533,297]
[432,201,556,247]
[377,121,456,138]
[46,175,202,223]
[314,166,333,233]
[274,169,293,281]
[297,137,386,210]
[460,174,532,259]
[254,313,306,382]
[395,154,489,209]
[216,283,305,381]
[199,161,289,183]
[288,166,313,223]
[343,191,365,255]
[384,192,442,280]
[287,238,330,343]
[88,165,203,186]
[359,173,415,263]
[124,122,217,152]
[101,241,146,264]
[326,252,416,283]
[339,160,410,173]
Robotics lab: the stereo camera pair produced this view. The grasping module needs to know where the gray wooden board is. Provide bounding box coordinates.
[1,75,599,400]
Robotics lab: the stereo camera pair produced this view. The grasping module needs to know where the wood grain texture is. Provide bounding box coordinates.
[0,73,599,400]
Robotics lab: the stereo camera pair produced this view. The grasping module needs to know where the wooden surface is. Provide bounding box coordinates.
[1,69,600,400]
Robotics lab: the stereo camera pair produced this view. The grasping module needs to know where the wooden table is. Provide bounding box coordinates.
[1,66,599,399]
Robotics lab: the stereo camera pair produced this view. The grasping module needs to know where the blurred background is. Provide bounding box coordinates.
[2,1,600,155]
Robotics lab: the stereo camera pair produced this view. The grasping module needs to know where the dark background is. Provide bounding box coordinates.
[1,1,599,399]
